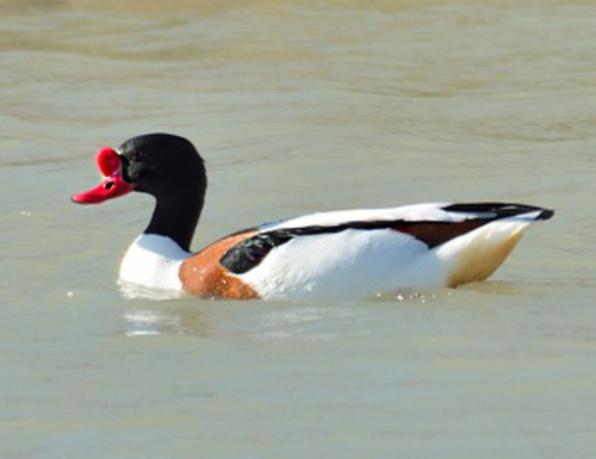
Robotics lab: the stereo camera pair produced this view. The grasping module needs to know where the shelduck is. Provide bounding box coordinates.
[72,133,553,301]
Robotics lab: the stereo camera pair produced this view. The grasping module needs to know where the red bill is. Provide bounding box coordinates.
[71,147,133,204]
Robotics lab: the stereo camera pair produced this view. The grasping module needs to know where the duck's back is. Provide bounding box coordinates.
[179,202,552,301]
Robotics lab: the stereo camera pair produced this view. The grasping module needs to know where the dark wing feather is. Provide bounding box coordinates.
[220,202,553,275]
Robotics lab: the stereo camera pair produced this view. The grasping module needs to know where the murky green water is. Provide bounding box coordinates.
[1,1,595,457]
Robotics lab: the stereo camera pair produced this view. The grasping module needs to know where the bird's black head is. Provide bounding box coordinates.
[119,133,206,202]
[73,133,208,251]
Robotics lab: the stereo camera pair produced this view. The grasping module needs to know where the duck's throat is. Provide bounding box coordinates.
[144,194,203,252]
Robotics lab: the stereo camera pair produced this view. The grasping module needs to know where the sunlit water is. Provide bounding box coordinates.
[1,1,595,457]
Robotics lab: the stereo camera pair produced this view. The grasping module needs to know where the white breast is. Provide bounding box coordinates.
[118,234,189,299]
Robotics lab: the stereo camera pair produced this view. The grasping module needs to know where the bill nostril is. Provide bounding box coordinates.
[104,181,114,190]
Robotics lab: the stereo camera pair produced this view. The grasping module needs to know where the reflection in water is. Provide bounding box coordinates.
[124,310,169,337]
[118,279,185,301]
[124,302,212,337]
[121,288,453,338]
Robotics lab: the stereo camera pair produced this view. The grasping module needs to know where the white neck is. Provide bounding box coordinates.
[118,234,190,298]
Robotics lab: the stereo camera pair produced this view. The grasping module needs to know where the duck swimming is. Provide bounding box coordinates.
[72,133,553,301]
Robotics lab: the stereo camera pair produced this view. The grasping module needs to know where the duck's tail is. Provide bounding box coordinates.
[436,203,553,287]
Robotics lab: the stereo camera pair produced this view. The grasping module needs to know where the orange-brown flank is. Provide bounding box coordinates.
[179,231,260,299]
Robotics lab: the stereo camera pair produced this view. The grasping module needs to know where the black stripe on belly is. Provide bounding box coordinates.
[219,219,490,275]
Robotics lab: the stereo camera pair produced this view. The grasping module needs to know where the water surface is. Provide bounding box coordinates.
[1,1,595,457]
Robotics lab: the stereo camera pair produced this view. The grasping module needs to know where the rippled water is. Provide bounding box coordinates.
[1,1,595,457]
